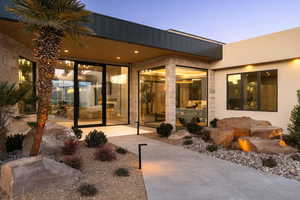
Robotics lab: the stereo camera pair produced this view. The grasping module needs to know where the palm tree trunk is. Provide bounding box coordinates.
[30,27,62,156]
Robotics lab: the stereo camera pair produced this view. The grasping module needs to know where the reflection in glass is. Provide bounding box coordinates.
[176,67,208,127]
[140,68,166,127]
[50,60,74,123]
[18,58,36,114]
[78,64,103,125]
[227,74,242,110]
[243,72,258,110]
[260,70,277,111]
[106,66,128,125]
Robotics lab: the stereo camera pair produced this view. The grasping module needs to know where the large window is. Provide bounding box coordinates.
[227,70,277,111]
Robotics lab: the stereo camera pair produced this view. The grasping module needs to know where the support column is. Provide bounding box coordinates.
[208,69,216,124]
[165,61,176,129]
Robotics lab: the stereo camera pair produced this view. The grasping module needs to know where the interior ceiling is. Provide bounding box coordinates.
[0,19,206,64]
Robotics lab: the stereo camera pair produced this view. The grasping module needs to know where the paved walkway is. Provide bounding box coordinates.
[110,135,300,200]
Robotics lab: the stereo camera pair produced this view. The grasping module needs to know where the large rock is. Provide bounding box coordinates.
[238,137,298,154]
[250,126,283,139]
[168,129,190,140]
[209,129,234,148]
[22,122,75,156]
[0,156,81,199]
[217,117,271,130]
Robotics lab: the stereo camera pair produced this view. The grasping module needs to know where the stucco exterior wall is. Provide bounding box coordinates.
[0,32,34,84]
[214,59,300,131]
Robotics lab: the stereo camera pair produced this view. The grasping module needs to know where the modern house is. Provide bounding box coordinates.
[0,0,299,132]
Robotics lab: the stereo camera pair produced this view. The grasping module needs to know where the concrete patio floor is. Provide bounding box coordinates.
[109,135,300,200]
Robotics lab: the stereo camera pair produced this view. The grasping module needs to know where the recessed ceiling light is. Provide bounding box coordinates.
[134,50,139,54]
[64,49,69,53]
[116,56,121,60]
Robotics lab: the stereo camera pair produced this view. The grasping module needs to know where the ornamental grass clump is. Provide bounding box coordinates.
[262,157,277,168]
[85,130,107,147]
[206,144,218,152]
[114,168,130,177]
[157,123,173,137]
[78,184,98,197]
[116,147,128,154]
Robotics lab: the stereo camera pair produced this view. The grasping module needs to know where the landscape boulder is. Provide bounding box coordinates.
[0,156,81,199]
[22,122,75,156]
[250,126,283,139]
[238,137,298,154]
[168,129,190,140]
[209,129,234,148]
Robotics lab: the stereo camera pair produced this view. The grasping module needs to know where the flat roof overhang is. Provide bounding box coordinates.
[0,0,223,63]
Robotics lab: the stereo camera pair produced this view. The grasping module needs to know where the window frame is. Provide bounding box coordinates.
[226,69,278,112]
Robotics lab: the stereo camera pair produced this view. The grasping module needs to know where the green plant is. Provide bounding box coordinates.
[183,139,193,145]
[72,127,82,140]
[85,130,107,147]
[156,123,173,137]
[78,184,98,197]
[206,144,218,152]
[27,122,37,128]
[7,0,93,156]
[62,138,79,155]
[262,157,277,168]
[183,135,192,140]
[116,147,128,154]
[290,154,300,162]
[285,90,300,149]
[94,145,116,161]
[62,155,82,170]
[210,118,218,128]
[6,134,25,153]
[114,168,130,177]
[186,122,203,134]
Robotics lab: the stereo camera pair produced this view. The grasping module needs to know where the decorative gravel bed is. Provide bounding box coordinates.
[0,142,147,200]
[183,136,300,181]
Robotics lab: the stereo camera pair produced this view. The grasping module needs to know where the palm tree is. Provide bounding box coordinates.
[7,0,93,156]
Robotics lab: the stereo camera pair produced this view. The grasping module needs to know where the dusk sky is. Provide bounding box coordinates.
[81,0,300,43]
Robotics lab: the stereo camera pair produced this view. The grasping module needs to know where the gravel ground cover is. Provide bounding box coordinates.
[144,132,300,181]
[0,143,147,200]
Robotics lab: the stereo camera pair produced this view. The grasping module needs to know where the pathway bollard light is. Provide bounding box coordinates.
[138,143,147,169]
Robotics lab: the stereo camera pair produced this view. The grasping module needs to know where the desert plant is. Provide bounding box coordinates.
[156,123,173,137]
[210,118,218,128]
[5,134,25,153]
[7,0,93,156]
[186,122,203,134]
[94,145,116,161]
[206,144,218,152]
[114,168,130,177]
[0,82,28,160]
[183,139,193,145]
[85,130,107,147]
[78,184,98,197]
[290,154,300,162]
[72,126,83,140]
[284,90,300,149]
[62,155,82,170]
[262,157,277,168]
[62,138,79,155]
[116,147,128,154]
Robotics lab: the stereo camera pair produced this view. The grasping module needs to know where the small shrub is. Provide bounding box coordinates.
[210,118,218,128]
[206,144,218,152]
[262,157,277,168]
[85,130,107,147]
[94,145,116,161]
[114,168,130,177]
[183,139,193,145]
[186,122,203,134]
[283,134,300,150]
[200,130,211,142]
[116,147,127,154]
[156,123,173,137]
[78,184,98,197]
[62,138,79,155]
[27,122,37,128]
[178,118,186,127]
[62,155,82,170]
[6,134,25,152]
[72,127,83,140]
[290,154,300,162]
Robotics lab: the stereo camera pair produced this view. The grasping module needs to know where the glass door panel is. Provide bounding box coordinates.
[78,64,103,126]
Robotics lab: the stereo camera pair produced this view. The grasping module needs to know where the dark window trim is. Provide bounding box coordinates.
[226,69,278,112]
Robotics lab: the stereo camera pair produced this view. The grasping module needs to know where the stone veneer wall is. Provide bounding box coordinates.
[0,32,35,84]
[131,55,212,128]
